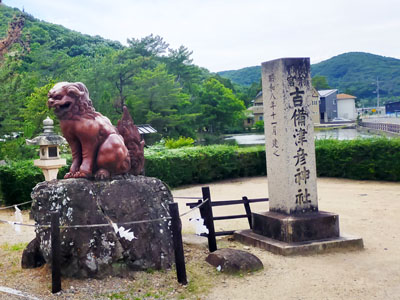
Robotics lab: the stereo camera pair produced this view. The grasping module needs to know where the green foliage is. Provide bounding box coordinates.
[127,64,196,138]
[145,145,266,187]
[0,137,37,161]
[315,138,400,180]
[218,52,400,107]
[254,120,264,132]
[218,66,261,86]
[0,4,252,150]
[312,52,400,105]
[312,75,331,90]
[165,45,203,93]
[196,78,246,133]
[0,160,44,206]
[22,82,56,136]
[164,136,194,149]
[3,139,400,206]
[0,155,71,206]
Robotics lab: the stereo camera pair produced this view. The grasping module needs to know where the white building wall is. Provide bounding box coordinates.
[337,99,356,120]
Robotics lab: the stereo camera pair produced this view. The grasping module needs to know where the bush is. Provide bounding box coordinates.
[3,138,400,206]
[0,156,72,207]
[0,138,37,161]
[145,145,266,187]
[0,160,44,207]
[164,136,195,149]
[254,120,264,132]
[315,138,400,181]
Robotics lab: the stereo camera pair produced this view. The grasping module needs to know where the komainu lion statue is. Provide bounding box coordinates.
[48,82,144,180]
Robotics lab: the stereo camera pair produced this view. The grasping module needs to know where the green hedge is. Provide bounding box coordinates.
[145,145,266,187]
[0,160,44,207]
[315,138,400,180]
[1,138,400,206]
[0,158,71,207]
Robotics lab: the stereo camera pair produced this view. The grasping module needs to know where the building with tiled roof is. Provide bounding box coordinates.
[336,93,357,120]
[337,93,356,99]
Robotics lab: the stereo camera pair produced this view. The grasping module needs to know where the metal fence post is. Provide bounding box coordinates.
[242,196,253,229]
[51,211,61,293]
[169,202,187,285]
[200,187,217,252]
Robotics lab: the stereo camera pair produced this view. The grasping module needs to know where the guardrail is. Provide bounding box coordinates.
[360,122,400,134]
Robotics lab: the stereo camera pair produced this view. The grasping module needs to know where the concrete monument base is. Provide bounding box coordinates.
[234,229,363,256]
[252,211,339,243]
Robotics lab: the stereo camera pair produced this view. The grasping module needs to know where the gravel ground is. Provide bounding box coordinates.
[1,176,400,299]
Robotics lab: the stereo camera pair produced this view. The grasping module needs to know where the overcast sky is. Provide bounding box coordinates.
[4,0,400,72]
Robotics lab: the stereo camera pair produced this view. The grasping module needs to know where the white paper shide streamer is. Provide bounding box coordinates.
[13,205,23,233]
[111,222,137,241]
[189,211,209,235]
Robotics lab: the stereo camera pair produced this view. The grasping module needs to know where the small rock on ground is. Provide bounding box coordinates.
[206,248,263,274]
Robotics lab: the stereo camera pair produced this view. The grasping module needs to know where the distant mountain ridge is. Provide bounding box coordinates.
[218,66,261,87]
[218,52,400,105]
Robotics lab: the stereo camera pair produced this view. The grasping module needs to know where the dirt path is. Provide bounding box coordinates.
[173,177,400,300]
[1,176,400,299]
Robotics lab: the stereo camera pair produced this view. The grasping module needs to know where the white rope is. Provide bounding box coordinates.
[0,199,209,230]
[60,217,172,229]
[0,200,33,210]
[0,219,50,228]
[179,198,209,217]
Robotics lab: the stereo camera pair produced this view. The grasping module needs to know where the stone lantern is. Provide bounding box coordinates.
[26,117,67,181]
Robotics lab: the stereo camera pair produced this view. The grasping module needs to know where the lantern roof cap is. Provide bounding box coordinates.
[26,117,66,146]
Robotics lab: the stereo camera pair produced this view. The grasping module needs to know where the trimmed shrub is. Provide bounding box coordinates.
[0,157,72,207]
[2,138,400,206]
[315,138,400,181]
[164,137,195,149]
[145,145,266,187]
[0,160,44,207]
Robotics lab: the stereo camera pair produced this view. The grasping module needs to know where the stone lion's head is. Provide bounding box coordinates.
[48,82,99,120]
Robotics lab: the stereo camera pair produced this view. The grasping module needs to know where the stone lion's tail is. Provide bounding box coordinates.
[117,106,145,175]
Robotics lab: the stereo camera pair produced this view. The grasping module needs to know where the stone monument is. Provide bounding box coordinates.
[22,82,174,277]
[235,58,363,254]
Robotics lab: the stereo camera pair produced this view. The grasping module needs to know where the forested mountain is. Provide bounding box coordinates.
[218,66,261,87]
[0,4,254,158]
[312,52,400,106]
[218,52,400,107]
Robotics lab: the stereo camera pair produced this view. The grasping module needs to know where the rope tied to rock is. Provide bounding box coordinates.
[0,198,209,230]
[59,217,172,229]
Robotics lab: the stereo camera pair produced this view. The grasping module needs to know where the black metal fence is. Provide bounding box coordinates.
[186,186,269,252]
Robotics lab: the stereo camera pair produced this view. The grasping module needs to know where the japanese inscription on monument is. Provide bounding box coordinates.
[261,58,318,214]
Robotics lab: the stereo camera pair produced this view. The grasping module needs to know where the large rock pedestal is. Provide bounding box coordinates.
[23,175,174,278]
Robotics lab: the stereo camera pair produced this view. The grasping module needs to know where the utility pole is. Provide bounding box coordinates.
[375,77,380,108]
